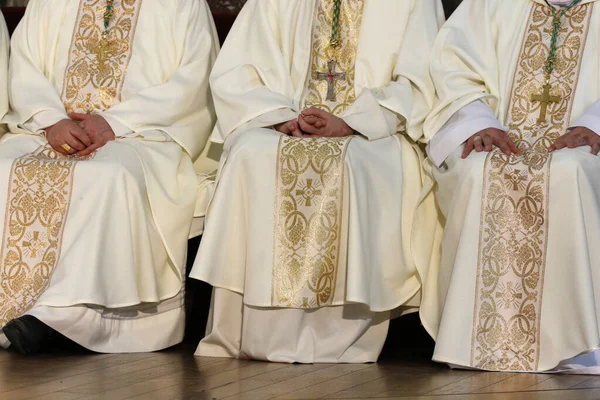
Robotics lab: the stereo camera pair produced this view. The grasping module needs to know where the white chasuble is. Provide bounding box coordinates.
[420,0,600,373]
[190,0,444,363]
[0,0,218,353]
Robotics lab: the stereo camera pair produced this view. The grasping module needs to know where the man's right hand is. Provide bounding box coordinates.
[462,128,519,159]
[275,120,307,137]
[45,119,92,156]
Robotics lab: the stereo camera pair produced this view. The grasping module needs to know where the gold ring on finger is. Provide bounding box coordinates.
[61,144,72,153]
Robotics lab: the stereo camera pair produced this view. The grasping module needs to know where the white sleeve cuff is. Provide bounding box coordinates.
[427,100,507,167]
[341,88,397,141]
[102,114,134,137]
[20,110,68,135]
[218,107,298,145]
[572,103,600,136]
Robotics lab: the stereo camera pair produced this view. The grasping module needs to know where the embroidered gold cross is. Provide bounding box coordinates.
[531,82,561,123]
[22,231,46,258]
[316,59,346,102]
[296,179,322,207]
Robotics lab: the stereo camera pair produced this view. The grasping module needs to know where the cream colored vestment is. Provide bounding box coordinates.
[191,0,444,363]
[0,0,218,353]
[420,0,600,373]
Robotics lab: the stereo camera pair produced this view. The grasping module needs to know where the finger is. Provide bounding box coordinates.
[70,126,92,147]
[291,125,313,139]
[592,142,600,155]
[496,139,512,156]
[76,142,102,157]
[483,135,493,152]
[282,121,298,136]
[298,116,321,135]
[576,136,588,148]
[313,119,326,129]
[462,139,474,159]
[63,135,87,152]
[550,136,567,152]
[569,127,583,137]
[302,115,327,129]
[301,107,327,119]
[275,121,291,135]
[290,122,305,138]
[474,137,484,152]
[69,112,88,121]
[283,121,295,135]
[301,115,319,125]
[493,136,514,156]
[566,135,584,149]
[51,142,70,156]
[507,139,519,154]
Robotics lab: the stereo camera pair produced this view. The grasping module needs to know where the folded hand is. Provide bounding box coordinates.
[70,113,116,157]
[45,119,92,156]
[297,107,353,138]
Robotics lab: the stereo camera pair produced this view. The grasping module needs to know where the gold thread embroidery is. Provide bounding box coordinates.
[272,136,352,308]
[301,0,364,116]
[61,0,143,114]
[471,4,592,371]
[0,0,140,326]
[0,146,77,326]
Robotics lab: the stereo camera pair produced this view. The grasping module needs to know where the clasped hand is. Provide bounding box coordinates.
[45,113,116,157]
[275,107,353,138]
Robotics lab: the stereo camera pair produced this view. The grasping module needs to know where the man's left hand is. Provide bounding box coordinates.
[549,127,600,155]
[70,113,116,157]
[297,107,354,138]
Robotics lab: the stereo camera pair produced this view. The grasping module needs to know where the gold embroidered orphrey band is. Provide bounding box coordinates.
[470,3,592,371]
[272,136,352,308]
[271,0,363,308]
[0,0,141,327]
[0,147,76,327]
[62,0,142,114]
[302,0,364,115]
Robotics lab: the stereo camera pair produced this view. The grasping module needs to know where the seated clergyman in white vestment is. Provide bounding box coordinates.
[189,0,444,363]
[418,0,600,373]
[0,0,218,354]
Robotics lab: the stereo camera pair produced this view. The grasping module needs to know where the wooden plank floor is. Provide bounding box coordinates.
[2,344,600,400]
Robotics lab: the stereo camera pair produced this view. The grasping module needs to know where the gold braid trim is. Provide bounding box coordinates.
[272,136,352,308]
[0,0,141,326]
[471,3,592,371]
[61,0,143,114]
[302,0,364,116]
[0,147,77,326]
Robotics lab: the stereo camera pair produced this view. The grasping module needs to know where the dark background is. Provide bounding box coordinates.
[205,0,464,16]
[1,0,465,18]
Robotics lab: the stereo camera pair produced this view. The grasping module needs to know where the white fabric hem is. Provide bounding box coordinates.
[0,332,10,349]
[26,291,185,353]
[435,346,600,375]
[195,288,389,364]
[193,280,421,313]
